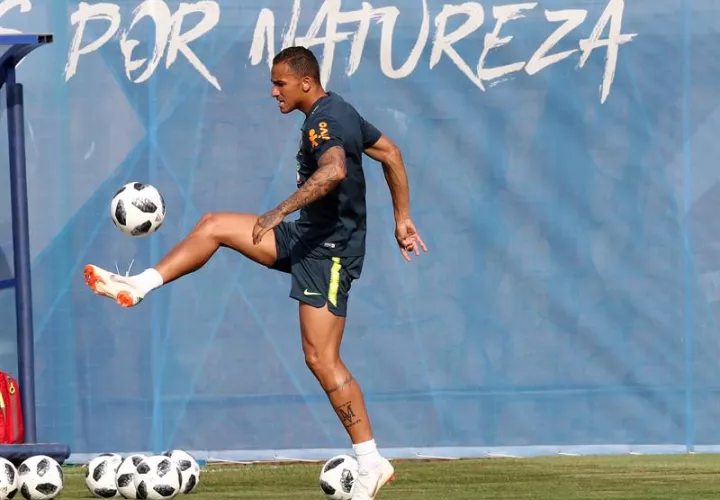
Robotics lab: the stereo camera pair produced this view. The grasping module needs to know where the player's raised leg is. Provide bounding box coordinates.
[299,303,395,499]
[84,212,279,307]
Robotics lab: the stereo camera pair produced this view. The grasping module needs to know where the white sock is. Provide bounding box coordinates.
[353,439,382,471]
[132,268,164,296]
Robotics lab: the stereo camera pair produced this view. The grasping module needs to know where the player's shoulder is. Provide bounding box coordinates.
[311,92,362,123]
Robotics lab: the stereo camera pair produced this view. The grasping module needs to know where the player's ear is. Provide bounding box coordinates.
[302,76,312,92]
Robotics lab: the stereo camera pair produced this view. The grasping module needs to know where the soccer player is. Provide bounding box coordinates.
[83,46,426,499]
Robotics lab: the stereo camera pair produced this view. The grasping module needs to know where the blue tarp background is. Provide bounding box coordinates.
[1,0,719,460]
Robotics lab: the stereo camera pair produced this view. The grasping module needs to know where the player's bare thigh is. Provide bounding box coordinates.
[299,302,345,367]
[196,212,277,267]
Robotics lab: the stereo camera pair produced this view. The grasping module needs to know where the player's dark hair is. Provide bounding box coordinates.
[273,46,321,82]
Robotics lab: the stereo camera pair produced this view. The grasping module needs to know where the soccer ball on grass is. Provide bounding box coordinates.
[319,455,358,500]
[17,455,63,500]
[132,456,181,499]
[0,457,18,500]
[162,450,199,494]
[115,454,146,499]
[85,454,122,498]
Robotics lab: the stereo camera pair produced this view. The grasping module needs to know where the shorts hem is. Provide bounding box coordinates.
[289,292,347,317]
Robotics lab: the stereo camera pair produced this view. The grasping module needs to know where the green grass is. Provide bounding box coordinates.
[59,454,720,499]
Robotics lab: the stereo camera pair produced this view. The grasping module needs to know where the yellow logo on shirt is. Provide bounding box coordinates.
[309,121,330,147]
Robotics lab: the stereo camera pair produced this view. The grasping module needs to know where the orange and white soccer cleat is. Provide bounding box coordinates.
[84,264,144,308]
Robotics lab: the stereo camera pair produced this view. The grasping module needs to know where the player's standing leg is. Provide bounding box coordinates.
[84,212,279,306]
[299,303,395,499]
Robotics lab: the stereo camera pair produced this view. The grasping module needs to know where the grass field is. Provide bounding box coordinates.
[59,454,720,499]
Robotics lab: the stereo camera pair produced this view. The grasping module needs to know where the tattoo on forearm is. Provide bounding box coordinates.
[335,401,362,428]
[326,374,354,395]
[279,146,347,215]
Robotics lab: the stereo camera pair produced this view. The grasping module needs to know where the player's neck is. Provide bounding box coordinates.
[301,89,329,115]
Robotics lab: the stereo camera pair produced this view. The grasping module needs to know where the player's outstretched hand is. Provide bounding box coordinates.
[253,208,285,245]
[395,218,427,262]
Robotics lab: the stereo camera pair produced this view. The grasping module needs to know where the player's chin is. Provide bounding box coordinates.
[277,101,291,113]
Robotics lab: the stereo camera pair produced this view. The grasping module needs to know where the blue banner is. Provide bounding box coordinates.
[0,0,718,461]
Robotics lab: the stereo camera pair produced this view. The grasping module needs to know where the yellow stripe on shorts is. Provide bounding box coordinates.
[328,257,342,307]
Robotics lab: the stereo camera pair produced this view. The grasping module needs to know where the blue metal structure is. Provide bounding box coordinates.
[0,33,69,463]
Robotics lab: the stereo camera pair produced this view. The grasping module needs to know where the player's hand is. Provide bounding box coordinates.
[253,208,285,245]
[395,218,427,262]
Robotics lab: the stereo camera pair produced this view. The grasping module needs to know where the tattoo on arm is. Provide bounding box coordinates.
[278,145,347,216]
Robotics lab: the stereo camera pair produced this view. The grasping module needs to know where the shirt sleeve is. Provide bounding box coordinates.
[306,112,345,163]
[360,116,382,148]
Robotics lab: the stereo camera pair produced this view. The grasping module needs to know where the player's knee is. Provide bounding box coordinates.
[304,348,340,375]
[194,212,222,238]
[197,212,215,225]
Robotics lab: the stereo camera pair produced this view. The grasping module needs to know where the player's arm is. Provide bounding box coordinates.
[364,135,410,220]
[252,117,347,246]
[277,146,347,216]
[363,130,427,260]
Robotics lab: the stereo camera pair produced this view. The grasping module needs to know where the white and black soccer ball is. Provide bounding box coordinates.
[96,454,124,468]
[319,455,358,500]
[115,454,146,499]
[0,457,18,500]
[17,455,63,500]
[132,456,181,500]
[85,454,122,498]
[110,182,166,237]
[162,450,199,494]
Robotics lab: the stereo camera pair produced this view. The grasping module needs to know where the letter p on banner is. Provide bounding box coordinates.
[65,2,122,81]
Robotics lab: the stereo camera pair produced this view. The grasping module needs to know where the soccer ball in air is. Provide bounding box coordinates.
[162,450,200,494]
[85,454,121,498]
[110,182,166,237]
[17,455,64,500]
[115,454,146,499]
[132,456,181,499]
[0,457,18,500]
[319,455,358,500]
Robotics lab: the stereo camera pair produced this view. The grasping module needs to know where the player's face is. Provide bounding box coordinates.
[270,63,307,114]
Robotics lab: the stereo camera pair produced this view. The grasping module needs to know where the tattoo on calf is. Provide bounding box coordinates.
[326,374,354,394]
[335,401,362,428]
